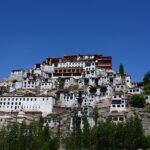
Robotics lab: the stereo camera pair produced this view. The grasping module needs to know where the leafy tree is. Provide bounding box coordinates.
[58,78,65,90]
[82,115,91,149]
[143,71,150,85]
[144,83,150,95]
[124,116,145,150]
[93,106,99,126]
[119,63,125,76]
[129,94,145,108]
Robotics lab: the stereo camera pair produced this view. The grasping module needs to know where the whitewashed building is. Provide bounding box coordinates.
[43,115,61,127]
[0,96,56,116]
[22,78,40,89]
[84,62,96,78]
[59,92,77,107]
[10,70,25,81]
[110,94,126,112]
[128,87,143,95]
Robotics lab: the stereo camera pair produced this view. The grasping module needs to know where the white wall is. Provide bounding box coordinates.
[0,96,55,115]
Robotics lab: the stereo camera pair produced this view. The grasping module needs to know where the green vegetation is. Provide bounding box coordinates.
[143,71,150,94]
[0,116,150,150]
[143,71,150,85]
[144,83,150,95]
[129,94,145,108]
[0,120,59,150]
[58,78,65,90]
[64,116,149,150]
[119,63,125,76]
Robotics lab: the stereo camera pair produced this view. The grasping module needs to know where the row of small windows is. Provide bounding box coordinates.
[112,104,124,108]
[44,119,59,123]
[0,105,21,109]
[0,102,21,105]
[86,68,95,71]
[64,96,73,99]
[112,117,124,121]
[41,83,51,86]
[59,63,84,66]
[84,99,94,102]
[129,89,140,92]
[0,105,40,110]
[84,103,92,106]
[0,98,37,101]
[23,85,35,88]
[24,81,35,84]
[113,95,123,98]
[116,85,125,88]
[0,98,50,101]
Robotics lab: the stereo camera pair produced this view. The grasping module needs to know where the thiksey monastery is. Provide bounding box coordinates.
[0,54,149,132]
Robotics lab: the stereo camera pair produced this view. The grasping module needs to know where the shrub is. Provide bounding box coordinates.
[129,94,145,108]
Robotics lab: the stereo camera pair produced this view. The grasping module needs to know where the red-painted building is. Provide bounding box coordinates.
[43,54,112,70]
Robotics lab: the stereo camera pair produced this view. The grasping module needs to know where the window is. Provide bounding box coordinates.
[112,105,115,107]
[121,105,124,107]
[119,117,124,121]
[117,105,120,107]
[113,117,118,121]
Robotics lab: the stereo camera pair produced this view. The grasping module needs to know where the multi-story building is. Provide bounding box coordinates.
[110,94,126,112]
[0,96,56,116]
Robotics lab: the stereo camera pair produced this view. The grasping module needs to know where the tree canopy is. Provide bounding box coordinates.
[143,71,150,85]
[129,94,145,108]
[119,63,125,76]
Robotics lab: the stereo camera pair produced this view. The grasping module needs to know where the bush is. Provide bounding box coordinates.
[143,71,150,85]
[144,83,150,94]
[129,94,145,108]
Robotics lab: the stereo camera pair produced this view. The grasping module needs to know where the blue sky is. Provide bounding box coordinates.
[0,0,150,81]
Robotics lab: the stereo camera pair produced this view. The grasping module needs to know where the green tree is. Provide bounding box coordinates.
[143,71,150,85]
[129,94,145,108]
[124,116,145,150]
[93,106,99,126]
[119,63,125,76]
[82,115,91,149]
[144,83,150,94]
